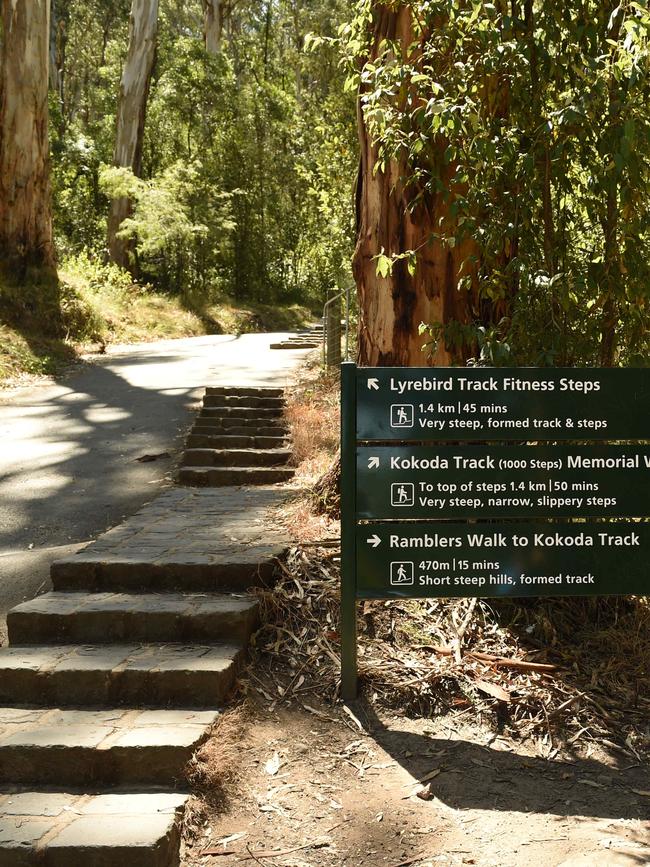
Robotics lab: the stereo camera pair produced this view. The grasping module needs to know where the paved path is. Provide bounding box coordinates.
[0,384,296,865]
[0,334,309,628]
[51,486,292,591]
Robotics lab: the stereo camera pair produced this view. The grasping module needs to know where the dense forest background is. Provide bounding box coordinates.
[51,0,356,303]
[0,0,358,379]
[1,1,650,378]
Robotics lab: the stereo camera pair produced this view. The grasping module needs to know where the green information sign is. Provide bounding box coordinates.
[356,367,650,441]
[339,363,650,701]
[356,444,650,519]
[356,522,650,599]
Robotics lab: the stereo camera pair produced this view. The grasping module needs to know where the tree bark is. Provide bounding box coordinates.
[107,0,158,269]
[0,0,55,273]
[202,0,222,55]
[49,0,71,133]
[49,0,59,93]
[353,3,480,368]
[599,3,623,367]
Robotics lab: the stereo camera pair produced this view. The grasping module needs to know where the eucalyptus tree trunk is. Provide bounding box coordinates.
[0,0,55,273]
[49,0,59,93]
[353,3,479,367]
[49,0,71,127]
[202,0,222,55]
[107,0,158,269]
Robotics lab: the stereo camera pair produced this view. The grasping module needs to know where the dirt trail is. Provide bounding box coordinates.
[182,690,650,867]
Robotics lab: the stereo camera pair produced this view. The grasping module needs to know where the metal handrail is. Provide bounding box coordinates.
[322,285,353,365]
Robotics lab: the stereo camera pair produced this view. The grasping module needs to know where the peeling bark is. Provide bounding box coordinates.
[353,8,477,368]
[353,3,480,368]
[107,0,158,269]
[0,0,55,272]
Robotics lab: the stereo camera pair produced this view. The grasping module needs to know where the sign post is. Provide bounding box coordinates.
[340,361,358,701]
[340,364,650,699]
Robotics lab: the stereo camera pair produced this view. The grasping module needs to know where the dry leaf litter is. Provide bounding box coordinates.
[253,546,650,759]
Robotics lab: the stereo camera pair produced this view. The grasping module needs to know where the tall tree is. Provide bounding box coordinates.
[202,0,222,55]
[107,0,158,268]
[352,3,498,367]
[0,0,55,274]
[348,1,650,369]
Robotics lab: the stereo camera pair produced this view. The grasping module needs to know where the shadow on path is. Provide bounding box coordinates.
[353,701,650,826]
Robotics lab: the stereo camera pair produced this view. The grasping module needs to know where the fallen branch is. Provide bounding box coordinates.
[423,644,558,673]
[234,840,330,861]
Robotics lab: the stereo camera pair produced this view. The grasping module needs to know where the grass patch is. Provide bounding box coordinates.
[284,366,340,483]
[0,323,77,384]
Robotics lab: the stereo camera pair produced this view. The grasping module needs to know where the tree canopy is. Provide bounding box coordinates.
[49,0,358,307]
[1,0,649,367]
[343,0,650,366]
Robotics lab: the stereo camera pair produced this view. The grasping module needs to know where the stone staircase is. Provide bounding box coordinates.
[269,323,323,350]
[0,390,294,865]
[178,386,295,488]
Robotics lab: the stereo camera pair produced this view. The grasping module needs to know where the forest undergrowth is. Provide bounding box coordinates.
[0,254,313,386]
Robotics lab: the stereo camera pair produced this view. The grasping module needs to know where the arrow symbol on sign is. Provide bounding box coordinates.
[367,378,379,390]
[366,534,381,548]
[368,456,380,469]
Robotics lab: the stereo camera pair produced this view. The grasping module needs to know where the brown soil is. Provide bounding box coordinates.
[182,681,650,867]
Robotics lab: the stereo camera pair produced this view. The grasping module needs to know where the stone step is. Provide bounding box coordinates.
[202,395,285,409]
[0,644,244,707]
[191,420,288,436]
[0,791,187,867]
[196,414,287,430]
[51,549,281,594]
[205,386,284,397]
[7,593,259,646]
[178,466,294,488]
[181,448,292,468]
[0,707,217,787]
[270,341,319,349]
[186,433,286,450]
[199,406,283,419]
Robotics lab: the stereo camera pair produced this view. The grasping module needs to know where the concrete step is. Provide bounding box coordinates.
[0,707,217,787]
[51,550,281,594]
[270,341,319,349]
[191,420,288,436]
[7,593,259,646]
[196,413,287,428]
[0,791,187,867]
[205,386,284,397]
[199,406,283,420]
[0,644,244,707]
[181,448,292,468]
[186,433,286,449]
[202,395,285,409]
[178,466,294,488]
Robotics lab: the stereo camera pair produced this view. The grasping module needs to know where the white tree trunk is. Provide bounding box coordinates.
[107,0,158,268]
[0,0,54,271]
[202,0,222,55]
